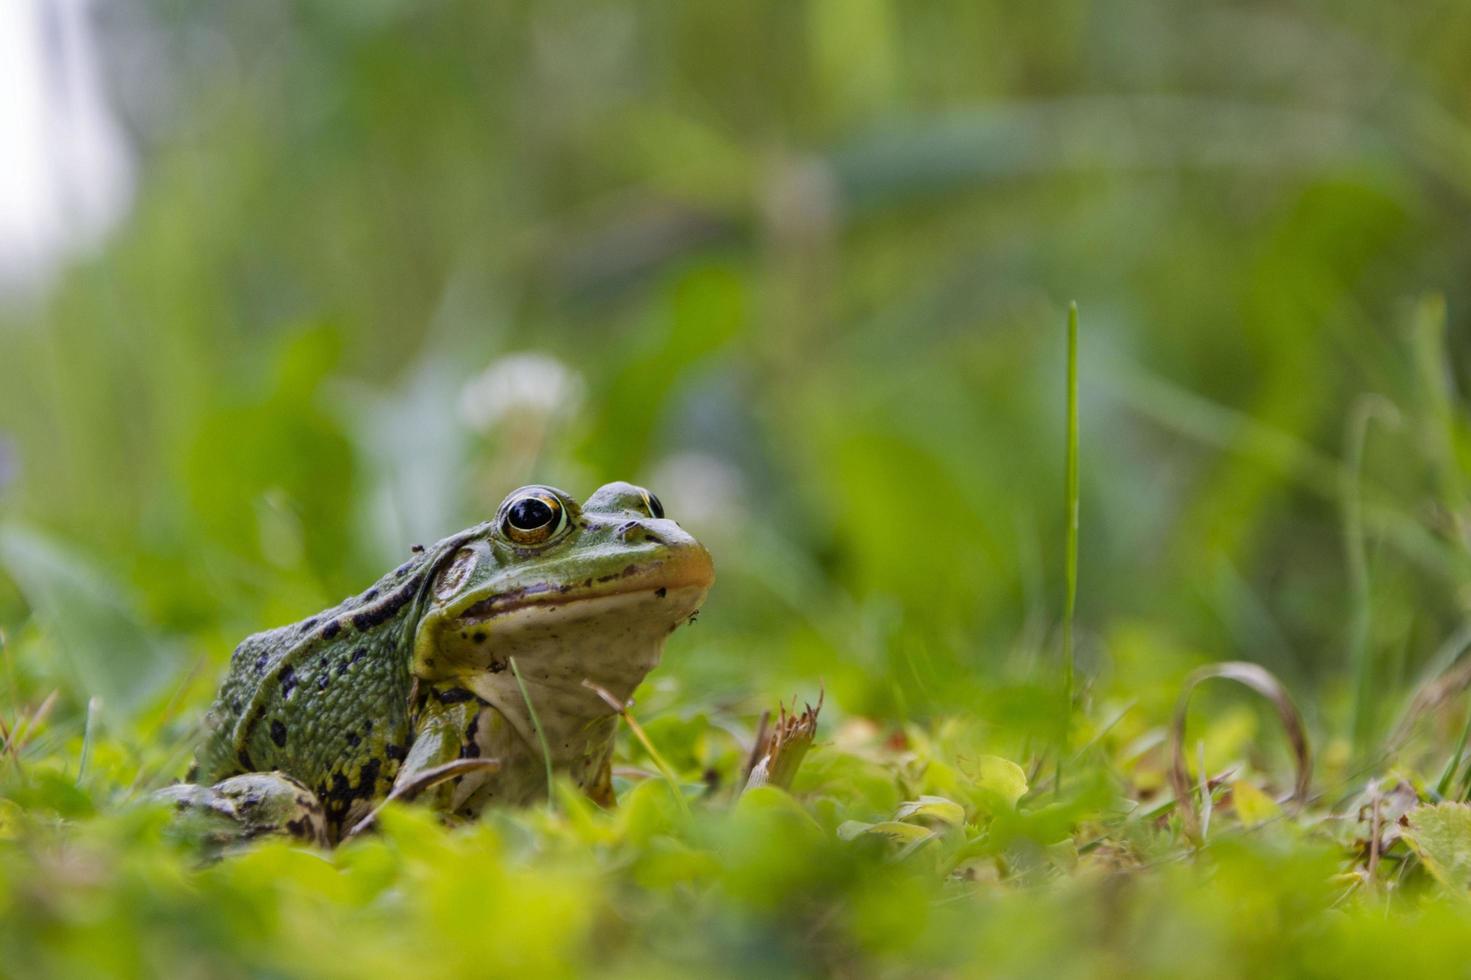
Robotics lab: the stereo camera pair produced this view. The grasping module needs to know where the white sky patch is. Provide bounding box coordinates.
[0,0,132,298]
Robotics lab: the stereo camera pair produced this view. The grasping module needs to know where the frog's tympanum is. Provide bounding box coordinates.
[167,483,713,846]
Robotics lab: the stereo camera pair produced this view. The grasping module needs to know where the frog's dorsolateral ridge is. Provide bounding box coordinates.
[165,482,713,846]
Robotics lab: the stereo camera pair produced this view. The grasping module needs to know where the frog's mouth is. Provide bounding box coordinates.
[453,548,714,623]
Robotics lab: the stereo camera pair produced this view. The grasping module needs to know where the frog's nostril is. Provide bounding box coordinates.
[617,521,666,545]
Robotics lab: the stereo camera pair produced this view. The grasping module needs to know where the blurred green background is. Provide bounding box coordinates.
[4,0,1471,780]
[7,2,1471,976]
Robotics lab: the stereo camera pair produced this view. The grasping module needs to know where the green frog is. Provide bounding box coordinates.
[165,482,713,846]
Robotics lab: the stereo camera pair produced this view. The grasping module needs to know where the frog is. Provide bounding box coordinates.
[164,482,713,847]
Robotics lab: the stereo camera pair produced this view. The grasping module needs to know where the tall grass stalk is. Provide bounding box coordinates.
[1058,302,1080,790]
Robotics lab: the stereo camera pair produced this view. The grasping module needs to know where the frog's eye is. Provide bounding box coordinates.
[502,490,566,546]
[639,489,665,520]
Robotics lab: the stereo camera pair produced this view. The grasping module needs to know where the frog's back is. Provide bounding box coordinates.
[194,556,435,823]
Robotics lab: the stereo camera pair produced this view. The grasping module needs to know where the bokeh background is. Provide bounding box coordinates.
[8,2,1471,976]
[4,0,1471,802]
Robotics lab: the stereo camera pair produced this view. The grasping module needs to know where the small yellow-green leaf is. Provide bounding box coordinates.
[1231,781,1281,826]
[894,795,966,826]
[961,755,1029,807]
[838,820,935,844]
[1404,803,1471,894]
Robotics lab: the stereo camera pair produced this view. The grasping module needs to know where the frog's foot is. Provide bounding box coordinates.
[159,771,329,848]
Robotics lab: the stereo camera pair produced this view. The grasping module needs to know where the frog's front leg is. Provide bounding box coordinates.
[389,692,486,816]
[160,771,329,849]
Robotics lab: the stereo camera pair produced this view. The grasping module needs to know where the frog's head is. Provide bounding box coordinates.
[411,482,714,722]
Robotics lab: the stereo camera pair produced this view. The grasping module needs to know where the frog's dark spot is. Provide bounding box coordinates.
[279,666,297,699]
[353,580,415,629]
[460,631,468,640]
[688,612,699,624]
[230,699,242,713]
[301,618,318,632]
[411,544,425,553]
[350,646,368,665]
[655,587,667,599]
[395,561,413,576]
[345,731,360,747]
[318,673,330,691]
[425,657,437,669]
[385,743,406,761]
[270,720,288,748]
[255,653,269,672]
[322,620,341,640]
[582,578,592,588]
[326,773,352,811]
[488,659,506,674]
[337,659,349,677]
[363,589,378,601]
[432,685,473,703]
[285,817,310,838]
[473,630,486,643]
[356,758,383,798]
[460,741,481,759]
[364,719,373,733]
[238,749,256,770]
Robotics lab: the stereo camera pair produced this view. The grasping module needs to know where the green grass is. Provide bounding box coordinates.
[5,312,1471,977]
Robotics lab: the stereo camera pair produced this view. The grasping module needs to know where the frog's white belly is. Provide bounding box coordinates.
[450,706,616,811]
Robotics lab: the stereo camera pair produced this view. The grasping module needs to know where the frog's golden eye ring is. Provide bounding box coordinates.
[502,491,565,545]
[639,489,664,520]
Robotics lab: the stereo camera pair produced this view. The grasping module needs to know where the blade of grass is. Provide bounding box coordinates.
[1409,294,1465,528]
[1057,301,1080,794]
[1197,741,1212,841]
[77,696,101,784]
[1433,711,1471,798]
[508,656,555,810]
[1343,394,1402,756]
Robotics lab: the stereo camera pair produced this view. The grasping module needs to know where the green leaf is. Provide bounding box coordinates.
[1230,781,1281,826]
[837,820,936,844]
[894,795,966,827]
[0,523,178,718]
[960,755,1029,808]
[1404,803,1471,893]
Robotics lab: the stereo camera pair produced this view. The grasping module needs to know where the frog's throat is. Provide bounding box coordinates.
[415,583,709,753]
